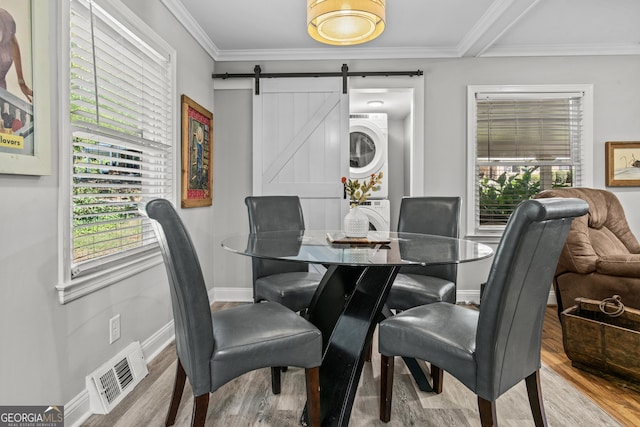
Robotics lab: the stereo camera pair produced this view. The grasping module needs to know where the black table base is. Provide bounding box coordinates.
[302,264,399,427]
[402,357,435,392]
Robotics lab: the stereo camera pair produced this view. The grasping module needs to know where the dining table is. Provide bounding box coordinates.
[222,229,493,427]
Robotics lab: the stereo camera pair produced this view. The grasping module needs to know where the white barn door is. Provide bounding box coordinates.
[253,78,349,229]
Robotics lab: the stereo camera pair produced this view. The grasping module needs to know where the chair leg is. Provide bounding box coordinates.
[478,396,497,427]
[191,393,209,427]
[305,367,321,427]
[379,354,394,422]
[271,367,282,394]
[525,370,548,427]
[165,358,187,426]
[431,364,444,394]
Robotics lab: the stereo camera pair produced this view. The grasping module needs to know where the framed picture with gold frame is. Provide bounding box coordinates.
[181,95,213,208]
[605,141,640,187]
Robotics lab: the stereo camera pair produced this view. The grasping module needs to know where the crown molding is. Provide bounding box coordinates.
[214,46,461,62]
[161,0,220,60]
[482,43,640,57]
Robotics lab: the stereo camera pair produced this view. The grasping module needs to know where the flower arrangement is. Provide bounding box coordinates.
[341,172,383,207]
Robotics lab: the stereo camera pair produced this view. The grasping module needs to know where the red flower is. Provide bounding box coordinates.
[341,176,347,184]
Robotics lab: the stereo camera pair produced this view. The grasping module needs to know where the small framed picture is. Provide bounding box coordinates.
[181,95,213,208]
[605,141,640,187]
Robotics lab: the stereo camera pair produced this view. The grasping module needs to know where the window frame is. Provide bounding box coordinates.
[466,84,593,241]
[57,0,177,304]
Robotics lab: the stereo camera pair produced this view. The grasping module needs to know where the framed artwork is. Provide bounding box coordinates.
[181,94,213,208]
[605,141,640,187]
[0,0,50,175]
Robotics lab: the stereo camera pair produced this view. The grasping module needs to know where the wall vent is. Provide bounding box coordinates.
[86,341,148,414]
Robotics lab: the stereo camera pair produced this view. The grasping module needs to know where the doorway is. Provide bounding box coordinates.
[349,80,421,230]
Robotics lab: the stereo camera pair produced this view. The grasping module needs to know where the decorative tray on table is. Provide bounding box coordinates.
[326,232,391,245]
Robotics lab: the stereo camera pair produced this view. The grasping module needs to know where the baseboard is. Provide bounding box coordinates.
[140,321,175,363]
[63,389,91,427]
[456,289,481,305]
[547,289,558,305]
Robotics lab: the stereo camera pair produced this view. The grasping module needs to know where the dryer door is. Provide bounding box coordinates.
[349,121,386,179]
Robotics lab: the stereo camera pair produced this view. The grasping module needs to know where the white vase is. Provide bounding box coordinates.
[344,205,369,238]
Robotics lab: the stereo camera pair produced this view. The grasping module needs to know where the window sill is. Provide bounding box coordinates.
[56,251,164,304]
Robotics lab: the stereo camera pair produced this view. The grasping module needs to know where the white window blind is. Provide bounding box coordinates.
[69,0,173,277]
[472,90,584,232]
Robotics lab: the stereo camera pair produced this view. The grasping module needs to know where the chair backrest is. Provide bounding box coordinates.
[244,196,308,286]
[145,199,213,397]
[397,197,461,283]
[474,198,588,401]
[536,187,640,274]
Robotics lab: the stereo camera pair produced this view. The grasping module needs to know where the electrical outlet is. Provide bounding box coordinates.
[109,314,121,344]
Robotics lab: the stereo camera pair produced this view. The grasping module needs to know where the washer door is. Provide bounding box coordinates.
[349,121,386,179]
[359,206,389,231]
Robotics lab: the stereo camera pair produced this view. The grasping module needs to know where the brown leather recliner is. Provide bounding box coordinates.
[535,187,640,316]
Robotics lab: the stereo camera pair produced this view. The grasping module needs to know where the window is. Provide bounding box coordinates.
[466,85,593,238]
[58,0,176,303]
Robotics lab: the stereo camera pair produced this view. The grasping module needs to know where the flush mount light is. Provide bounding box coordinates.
[307,0,385,46]
[367,100,384,107]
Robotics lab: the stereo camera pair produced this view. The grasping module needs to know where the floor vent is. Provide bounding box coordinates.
[87,341,148,414]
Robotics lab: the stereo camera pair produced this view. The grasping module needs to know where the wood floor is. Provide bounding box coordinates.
[83,304,640,426]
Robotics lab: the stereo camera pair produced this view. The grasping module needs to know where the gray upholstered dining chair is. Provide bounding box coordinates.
[386,196,461,311]
[245,196,323,313]
[378,197,589,426]
[145,198,322,427]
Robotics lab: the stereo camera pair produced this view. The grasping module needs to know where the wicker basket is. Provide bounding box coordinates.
[561,296,640,383]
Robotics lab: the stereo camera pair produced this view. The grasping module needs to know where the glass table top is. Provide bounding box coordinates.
[221,230,493,267]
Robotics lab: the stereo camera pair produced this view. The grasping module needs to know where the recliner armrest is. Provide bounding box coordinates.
[557,214,597,274]
[596,254,640,278]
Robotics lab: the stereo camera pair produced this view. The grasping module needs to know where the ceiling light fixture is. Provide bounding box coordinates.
[307,0,385,46]
[367,100,384,107]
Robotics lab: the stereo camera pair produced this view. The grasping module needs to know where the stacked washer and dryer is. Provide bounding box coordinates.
[349,113,391,231]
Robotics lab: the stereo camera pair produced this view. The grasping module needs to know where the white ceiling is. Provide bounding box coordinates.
[162,0,640,61]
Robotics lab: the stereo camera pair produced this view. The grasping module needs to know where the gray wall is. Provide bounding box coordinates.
[211,55,640,298]
[211,89,254,298]
[0,0,215,409]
